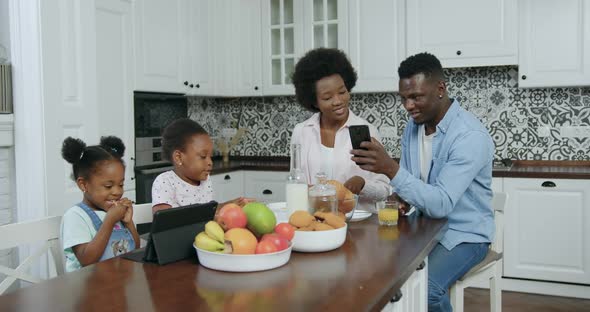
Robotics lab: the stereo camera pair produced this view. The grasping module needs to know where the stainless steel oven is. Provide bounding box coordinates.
[135,164,174,204]
[134,92,187,204]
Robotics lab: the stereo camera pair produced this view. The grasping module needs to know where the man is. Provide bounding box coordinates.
[352,52,495,312]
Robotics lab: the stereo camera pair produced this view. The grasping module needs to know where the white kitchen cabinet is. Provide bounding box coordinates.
[491,177,503,194]
[243,170,287,203]
[504,178,590,285]
[406,0,517,68]
[348,0,405,93]
[302,0,348,51]
[133,0,187,93]
[211,170,288,204]
[210,171,244,204]
[230,0,263,96]
[518,0,590,88]
[383,259,428,312]
[261,0,348,95]
[134,0,223,95]
[261,0,304,95]
[185,0,216,95]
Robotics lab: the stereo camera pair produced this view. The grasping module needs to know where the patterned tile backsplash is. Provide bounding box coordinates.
[188,66,590,160]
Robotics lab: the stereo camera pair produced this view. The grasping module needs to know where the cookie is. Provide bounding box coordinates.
[289,210,315,228]
[313,222,335,231]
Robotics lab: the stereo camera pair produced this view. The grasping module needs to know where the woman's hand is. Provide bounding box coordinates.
[344,176,365,195]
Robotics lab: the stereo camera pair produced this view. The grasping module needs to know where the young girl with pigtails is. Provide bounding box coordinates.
[60,136,139,272]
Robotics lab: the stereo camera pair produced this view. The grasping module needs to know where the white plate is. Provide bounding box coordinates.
[349,210,372,222]
[194,244,292,272]
[291,223,347,252]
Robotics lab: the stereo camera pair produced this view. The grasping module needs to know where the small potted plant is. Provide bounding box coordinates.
[216,128,247,164]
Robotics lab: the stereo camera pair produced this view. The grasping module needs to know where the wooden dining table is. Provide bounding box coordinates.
[0,215,447,312]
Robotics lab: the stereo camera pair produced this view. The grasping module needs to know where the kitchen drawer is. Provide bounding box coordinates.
[210,171,244,203]
[243,171,287,203]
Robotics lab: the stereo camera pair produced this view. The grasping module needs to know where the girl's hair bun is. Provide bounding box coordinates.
[100,136,125,158]
[61,137,86,164]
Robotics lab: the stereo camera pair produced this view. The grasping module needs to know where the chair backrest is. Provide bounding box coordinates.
[0,216,64,294]
[133,203,154,225]
[491,192,507,254]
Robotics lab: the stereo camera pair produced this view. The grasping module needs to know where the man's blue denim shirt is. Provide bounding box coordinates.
[391,100,495,250]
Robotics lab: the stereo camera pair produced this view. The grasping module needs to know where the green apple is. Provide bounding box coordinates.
[242,202,276,236]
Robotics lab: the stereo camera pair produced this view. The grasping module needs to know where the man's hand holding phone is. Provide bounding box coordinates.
[350,137,400,180]
[349,125,371,151]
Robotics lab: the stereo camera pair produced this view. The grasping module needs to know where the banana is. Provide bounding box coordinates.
[195,232,225,252]
[205,221,225,243]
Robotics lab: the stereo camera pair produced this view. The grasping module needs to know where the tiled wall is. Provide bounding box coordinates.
[188,66,590,161]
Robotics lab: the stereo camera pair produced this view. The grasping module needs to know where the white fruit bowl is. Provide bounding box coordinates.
[194,244,292,272]
[291,223,347,252]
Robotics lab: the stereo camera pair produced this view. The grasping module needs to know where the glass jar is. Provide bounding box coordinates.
[308,172,337,214]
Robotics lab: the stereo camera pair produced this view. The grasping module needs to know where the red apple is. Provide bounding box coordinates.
[274,223,295,241]
[216,203,247,230]
[255,240,278,254]
[260,233,289,251]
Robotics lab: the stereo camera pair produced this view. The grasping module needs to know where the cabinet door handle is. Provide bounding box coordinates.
[189,84,194,88]
[131,177,135,180]
[416,260,426,271]
[541,181,556,187]
[521,75,527,80]
[196,84,200,88]
[183,81,189,86]
[262,189,272,195]
[456,50,462,56]
[254,86,259,90]
[224,175,231,180]
[390,290,403,303]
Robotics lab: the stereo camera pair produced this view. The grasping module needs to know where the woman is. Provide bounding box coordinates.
[290,48,391,212]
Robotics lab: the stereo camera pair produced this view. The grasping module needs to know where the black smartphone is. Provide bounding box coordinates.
[349,125,371,150]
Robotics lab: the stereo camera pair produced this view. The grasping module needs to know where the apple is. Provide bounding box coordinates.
[274,223,295,241]
[216,203,247,231]
[260,233,289,251]
[255,240,278,254]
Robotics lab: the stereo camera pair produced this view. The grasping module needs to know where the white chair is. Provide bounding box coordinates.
[0,216,64,294]
[450,192,507,312]
[132,202,154,225]
[132,203,153,248]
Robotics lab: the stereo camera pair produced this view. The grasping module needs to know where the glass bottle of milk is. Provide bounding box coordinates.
[286,144,309,214]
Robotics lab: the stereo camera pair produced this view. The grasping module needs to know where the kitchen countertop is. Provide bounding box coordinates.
[212,157,590,179]
[492,160,590,179]
[211,156,290,174]
[0,215,447,311]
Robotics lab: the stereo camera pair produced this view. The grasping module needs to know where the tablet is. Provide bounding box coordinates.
[122,200,218,265]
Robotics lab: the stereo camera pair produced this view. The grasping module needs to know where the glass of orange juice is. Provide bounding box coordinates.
[378,200,399,226]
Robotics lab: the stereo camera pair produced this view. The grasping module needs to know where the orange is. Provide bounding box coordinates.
[225,228,257,254]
